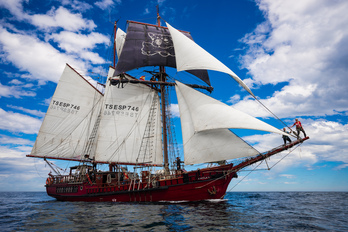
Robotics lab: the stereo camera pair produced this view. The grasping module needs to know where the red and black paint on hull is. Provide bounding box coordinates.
[47,164,236,202]
[45,137,309,202]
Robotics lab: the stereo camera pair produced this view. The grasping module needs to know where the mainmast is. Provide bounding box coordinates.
[157,6,170,174]
[113,21,117,68]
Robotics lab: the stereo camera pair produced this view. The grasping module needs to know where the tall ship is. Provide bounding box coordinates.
[27,13,309,202]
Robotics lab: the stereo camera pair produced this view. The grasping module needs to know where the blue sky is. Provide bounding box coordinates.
[0,0,347,192]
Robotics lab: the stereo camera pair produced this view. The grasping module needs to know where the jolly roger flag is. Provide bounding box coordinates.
[114,21,210,86]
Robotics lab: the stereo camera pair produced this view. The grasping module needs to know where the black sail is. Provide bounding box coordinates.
[114,21,210,86]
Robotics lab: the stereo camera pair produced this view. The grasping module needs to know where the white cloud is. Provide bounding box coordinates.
[170,104,180,117]
[0,26,87,83]
[95,0,120,10]
[0,145,32,159]
[0,135,32,146]
[143,8,150,15]
[0,108,42,134]
[0,0,29,20]
[61,0,93,12]
[0,3,110,84]
[0,144,52,191]
[48,31,109,63]
[279,174,295,179]
[0,82,36,98]
[334,163,348,170]
[242,118,348,172]
[227,94,240,104]
[238,0,348,117]
[6,105,45,117]
[284,182,297,185]
[31,7,96,32]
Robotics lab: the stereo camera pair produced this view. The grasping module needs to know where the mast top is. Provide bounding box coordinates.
[156,5,160,26]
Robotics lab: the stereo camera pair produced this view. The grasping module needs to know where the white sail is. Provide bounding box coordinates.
[175,81,288,165]
[166,22,255,98]
[176,81,288,135]
[115,28,126,58]
[94,81,163,165]
[30,64,103,160]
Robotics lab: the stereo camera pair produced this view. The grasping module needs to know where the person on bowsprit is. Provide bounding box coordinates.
[282,128,292,145]
[291,118,307,140]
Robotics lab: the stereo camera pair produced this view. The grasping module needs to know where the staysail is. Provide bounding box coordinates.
[166,23,256,98]
[113,21,210,85]
[94,80,163,165]
[30,64,103,160]
[175,81,288,165]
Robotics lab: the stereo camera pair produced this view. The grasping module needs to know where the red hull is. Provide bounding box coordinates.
[46,164,236,202]
[45,138,309,202]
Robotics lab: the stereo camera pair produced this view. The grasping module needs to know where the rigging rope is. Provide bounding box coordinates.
[253,96,292,131]
[228,160,264,192]
[226,142,304,192]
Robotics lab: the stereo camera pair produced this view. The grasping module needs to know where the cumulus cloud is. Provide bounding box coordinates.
[0,82,36,98]
[48,31,109,63]
[0,108,42,134]
[0,26,86,83]
[238,0,348,118]
[0,0,29,20]
[0,2,110,84]
[242,118,348,171]
[31,7,96,32]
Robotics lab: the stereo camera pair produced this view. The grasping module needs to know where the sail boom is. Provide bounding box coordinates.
[127,20,190,34]
[110,78,214,92]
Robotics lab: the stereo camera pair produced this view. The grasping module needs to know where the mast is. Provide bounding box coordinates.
[157,6,170,174]
[113,21,117,68]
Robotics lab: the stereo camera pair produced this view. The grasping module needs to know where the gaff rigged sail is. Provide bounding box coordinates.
[94,81,163,165]
[30,64,103,160]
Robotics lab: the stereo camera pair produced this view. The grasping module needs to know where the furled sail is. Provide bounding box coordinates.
[175,81,288,165]
[113,21,210,85]
[30,64,103,160]
[94,81,163,165]
[166,23,255,98]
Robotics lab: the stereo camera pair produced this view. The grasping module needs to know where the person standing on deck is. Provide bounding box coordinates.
[175,157,184,171]
[118,73,125,88]
[291,118,307,139]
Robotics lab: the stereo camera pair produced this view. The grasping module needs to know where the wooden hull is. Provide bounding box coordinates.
[46,164,236,202]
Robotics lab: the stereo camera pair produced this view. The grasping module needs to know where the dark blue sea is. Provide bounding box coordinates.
[0,192,347,231]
